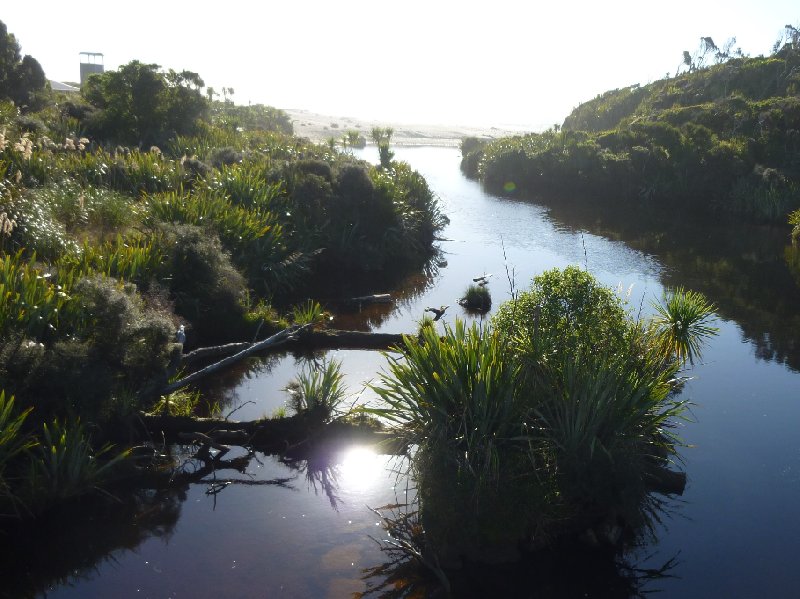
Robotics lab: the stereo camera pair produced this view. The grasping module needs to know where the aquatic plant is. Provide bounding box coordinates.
[651,286,718,365]
[290,299,329,327]
[285,359,347,421]
[25,418,130,513]
[373,269,717,562]
[459,283,492,312]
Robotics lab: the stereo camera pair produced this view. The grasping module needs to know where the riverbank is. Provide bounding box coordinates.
[284,108,525,147]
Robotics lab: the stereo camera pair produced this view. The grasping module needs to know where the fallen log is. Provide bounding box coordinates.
[178,329,408,367]
[182,342,251,365]
[160,324,311,395]
[348,293,393,305]
[140,412,406,455]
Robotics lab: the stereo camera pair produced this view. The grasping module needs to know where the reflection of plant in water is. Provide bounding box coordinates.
[0,486,183,598]
[362,498,682,598]
[281,452,342,511]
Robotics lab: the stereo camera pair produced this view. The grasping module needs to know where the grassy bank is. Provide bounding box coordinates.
[0,31,446,518]
[462,27,800,225]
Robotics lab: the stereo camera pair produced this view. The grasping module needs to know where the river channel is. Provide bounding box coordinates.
[21,146,800,598]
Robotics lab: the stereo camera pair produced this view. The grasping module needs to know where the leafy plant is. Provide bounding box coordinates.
[285,359,346,421]
[26,418,130,512]
[651,287,718,365]
[459,284,491,312]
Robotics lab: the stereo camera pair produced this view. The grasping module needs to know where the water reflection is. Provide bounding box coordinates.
[358,498,684,599]
[539,197,800,371]
[2,486,183,599]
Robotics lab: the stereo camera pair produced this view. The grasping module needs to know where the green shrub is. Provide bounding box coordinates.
[161,225,248,343]
[459,284,491,312]
[493,266,629,365]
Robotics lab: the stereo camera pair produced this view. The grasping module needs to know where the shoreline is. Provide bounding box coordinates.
[283,108,531,147]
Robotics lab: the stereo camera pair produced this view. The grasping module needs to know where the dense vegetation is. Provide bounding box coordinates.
[373,267,717,571]
[463,26,800,224]
[0,21,445,519]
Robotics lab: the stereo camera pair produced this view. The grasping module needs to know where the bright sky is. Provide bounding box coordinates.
[3,1,799,130]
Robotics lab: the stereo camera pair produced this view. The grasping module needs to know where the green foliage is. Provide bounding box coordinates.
[290,300,329,326]
[476,40,800,223]
[26,418,129,512]
[493,266,629,364]
[374,270,717,556]
[0,21,47,112]
[651,287,718,365]
[82,61,208,146]
[150,388,201,417]
[0,251,71,342]
[159,225,248,343]
[0,390,34,506]
[459,284,491,312]
[790,207,800,243]
[285,359,346,421]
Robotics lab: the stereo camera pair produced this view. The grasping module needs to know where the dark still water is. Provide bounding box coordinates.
[25,147,800,598]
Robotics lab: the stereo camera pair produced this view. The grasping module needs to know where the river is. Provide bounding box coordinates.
[22,146,800,598]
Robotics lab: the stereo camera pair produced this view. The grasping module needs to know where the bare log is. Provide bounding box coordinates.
[160,324,310,395]
[349,293,392,305]
[299,329,406,350]
[182,342,251,365]
[140,412,405,454]
[177,329,409,367]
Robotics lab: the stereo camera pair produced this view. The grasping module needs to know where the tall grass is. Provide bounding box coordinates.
[26,418,130,512]
[285,359,347,421]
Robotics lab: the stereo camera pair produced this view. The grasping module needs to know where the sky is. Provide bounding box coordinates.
[3,1,799,130]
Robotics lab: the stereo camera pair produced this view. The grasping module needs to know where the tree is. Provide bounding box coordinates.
[0,20,47,111]
[82,60,208,145]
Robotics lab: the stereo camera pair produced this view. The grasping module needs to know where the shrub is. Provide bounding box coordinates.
[459,284,491,312]
[161,225,248,343]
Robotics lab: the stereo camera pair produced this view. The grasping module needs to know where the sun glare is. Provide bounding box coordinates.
[337,446,384,493]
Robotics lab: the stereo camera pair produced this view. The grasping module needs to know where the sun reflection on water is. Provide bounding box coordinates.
[337,446,385,494]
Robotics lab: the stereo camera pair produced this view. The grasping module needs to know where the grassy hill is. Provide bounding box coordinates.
[464,29,800,224]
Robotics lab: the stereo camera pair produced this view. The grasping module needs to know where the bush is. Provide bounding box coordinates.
[459,284,491,312]
[162,225,248,343]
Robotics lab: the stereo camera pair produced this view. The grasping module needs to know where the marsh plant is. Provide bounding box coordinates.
[372,267,718,564]
[25,418,129,513]
[459,283,492,312]
[285,359,347,422]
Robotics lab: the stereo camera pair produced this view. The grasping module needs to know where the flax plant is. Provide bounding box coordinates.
[26,418,130,512]
[285,359,347,421]
[0,251,71,341]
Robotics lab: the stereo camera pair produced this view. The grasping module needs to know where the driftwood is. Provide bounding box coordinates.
[181,342,251,365]
[160,325,311,395]
[348,293,392,305]
[179,328,408,367]
[140,412,406,455]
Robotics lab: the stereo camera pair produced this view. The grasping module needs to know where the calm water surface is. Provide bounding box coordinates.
[30,147,800,598]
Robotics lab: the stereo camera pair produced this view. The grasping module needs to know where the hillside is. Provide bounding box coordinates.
[463,29,800,224]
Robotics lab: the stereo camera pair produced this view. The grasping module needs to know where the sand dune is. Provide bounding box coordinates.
[284,109,527,147]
